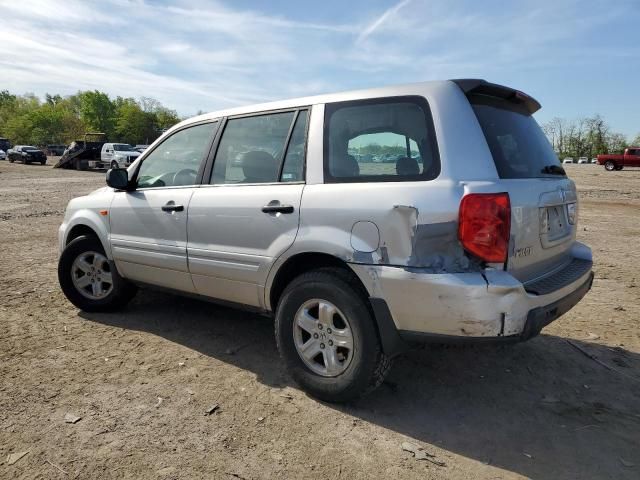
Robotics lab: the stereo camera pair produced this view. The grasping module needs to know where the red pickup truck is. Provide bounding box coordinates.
[597,147,640,171]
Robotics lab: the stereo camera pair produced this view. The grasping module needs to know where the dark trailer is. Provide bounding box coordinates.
[54,133,107,170]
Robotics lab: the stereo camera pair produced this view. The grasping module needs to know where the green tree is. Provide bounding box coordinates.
[542,115,629,157]
[115,99,156,145]
[154,106,180,131]
[77,90,115,137]
[45,93,63,106]
[0,89,183,146]
[606,133,628,154]
[0,90,18,135]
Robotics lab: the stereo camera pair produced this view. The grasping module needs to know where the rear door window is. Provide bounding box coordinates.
[324,97,440,183]
[280,110,309,182]
[470,95,564,178]
[210,109,308,184]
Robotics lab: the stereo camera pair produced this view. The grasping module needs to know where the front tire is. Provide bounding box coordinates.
[110,160,118,170]
[604,160,615,171]
[58,235,137,312]
[275,268,392,402]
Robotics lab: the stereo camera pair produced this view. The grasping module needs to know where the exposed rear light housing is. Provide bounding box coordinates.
[458,193,511,263]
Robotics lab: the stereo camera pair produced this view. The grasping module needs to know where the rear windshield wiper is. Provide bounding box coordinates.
[541,165,566,175]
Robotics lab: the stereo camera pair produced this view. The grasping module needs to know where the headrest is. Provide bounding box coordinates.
[333,154,360,177]
[241,151,278,183]
[395,156,420,176]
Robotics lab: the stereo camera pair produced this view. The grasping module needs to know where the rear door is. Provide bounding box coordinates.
[469,94,579,282]
[187,109,308,307]
[109,121,218,292]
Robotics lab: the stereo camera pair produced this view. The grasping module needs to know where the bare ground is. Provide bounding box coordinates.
[0,162,639,479]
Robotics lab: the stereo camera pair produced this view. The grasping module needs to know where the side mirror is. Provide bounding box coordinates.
[106,168,130,190]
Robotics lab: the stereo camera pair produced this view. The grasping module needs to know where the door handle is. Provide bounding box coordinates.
[262,204,294,214]
[162,202,184,212]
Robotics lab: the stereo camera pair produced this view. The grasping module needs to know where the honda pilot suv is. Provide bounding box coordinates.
[57,80,593,402]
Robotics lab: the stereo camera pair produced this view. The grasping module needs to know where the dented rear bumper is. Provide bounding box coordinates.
[351,245,593,348]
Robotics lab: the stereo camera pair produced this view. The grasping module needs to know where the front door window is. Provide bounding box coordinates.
[136,122,217,189]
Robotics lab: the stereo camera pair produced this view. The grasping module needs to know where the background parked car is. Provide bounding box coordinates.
[578,157,589,164]
[0,149,6,161]
[562,157,574,164]
[0,137,11,154]
[101,143,141,169]
[591,158,598,163]
[8,145,47,165]
[134,144,149,153]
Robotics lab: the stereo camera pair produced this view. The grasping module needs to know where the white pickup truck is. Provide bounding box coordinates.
[101,143,141,169]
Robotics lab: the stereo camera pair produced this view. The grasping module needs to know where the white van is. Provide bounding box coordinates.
[101,143,140,169]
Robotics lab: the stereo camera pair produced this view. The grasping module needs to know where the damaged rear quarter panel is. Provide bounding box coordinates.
[295,181,475,273]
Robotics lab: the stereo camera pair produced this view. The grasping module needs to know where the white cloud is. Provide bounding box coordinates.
[357,0,412,44]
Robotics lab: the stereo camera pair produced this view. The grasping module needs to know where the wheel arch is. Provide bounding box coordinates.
[66,224,100,245]
[267,252,370,313]
[62,211,112,259]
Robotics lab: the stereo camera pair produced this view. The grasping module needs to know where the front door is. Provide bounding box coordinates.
[109,121,218,292]
[187,109,309,307]
[103,145,113,163]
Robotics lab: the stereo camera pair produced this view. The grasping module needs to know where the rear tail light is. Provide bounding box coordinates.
[458,193,511,263]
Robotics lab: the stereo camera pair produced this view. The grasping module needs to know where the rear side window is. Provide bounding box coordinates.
[470,95,564,178]
[324,96,440,183]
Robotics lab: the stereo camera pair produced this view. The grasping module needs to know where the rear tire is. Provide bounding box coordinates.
[58,235,137,312]
[275,268,392,402]
[604,161,615,171]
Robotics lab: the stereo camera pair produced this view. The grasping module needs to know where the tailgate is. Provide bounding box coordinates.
[501,177,578,282]
[465,84,582,283]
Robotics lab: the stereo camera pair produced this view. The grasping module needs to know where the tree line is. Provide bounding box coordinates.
[1,90,637,157]
[0,90,182,147]
[541,115,639,159]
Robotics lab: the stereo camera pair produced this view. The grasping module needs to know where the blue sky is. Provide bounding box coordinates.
[1,0,638,137]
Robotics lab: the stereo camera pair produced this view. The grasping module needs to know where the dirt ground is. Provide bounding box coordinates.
[1,161,638,480]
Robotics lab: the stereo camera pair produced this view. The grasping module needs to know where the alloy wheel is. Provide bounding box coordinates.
[71,251,114,299]
[293,299,354,377]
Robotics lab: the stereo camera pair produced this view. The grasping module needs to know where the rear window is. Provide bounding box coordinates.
[470,95,564,178]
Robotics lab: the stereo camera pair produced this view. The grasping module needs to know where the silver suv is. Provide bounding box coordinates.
[58,80,593,402]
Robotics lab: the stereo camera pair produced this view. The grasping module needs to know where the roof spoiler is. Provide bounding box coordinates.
[452,79,541,114]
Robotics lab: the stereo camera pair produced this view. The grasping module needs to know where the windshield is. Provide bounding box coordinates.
[470,95,564,178]
[113,144,134,151]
